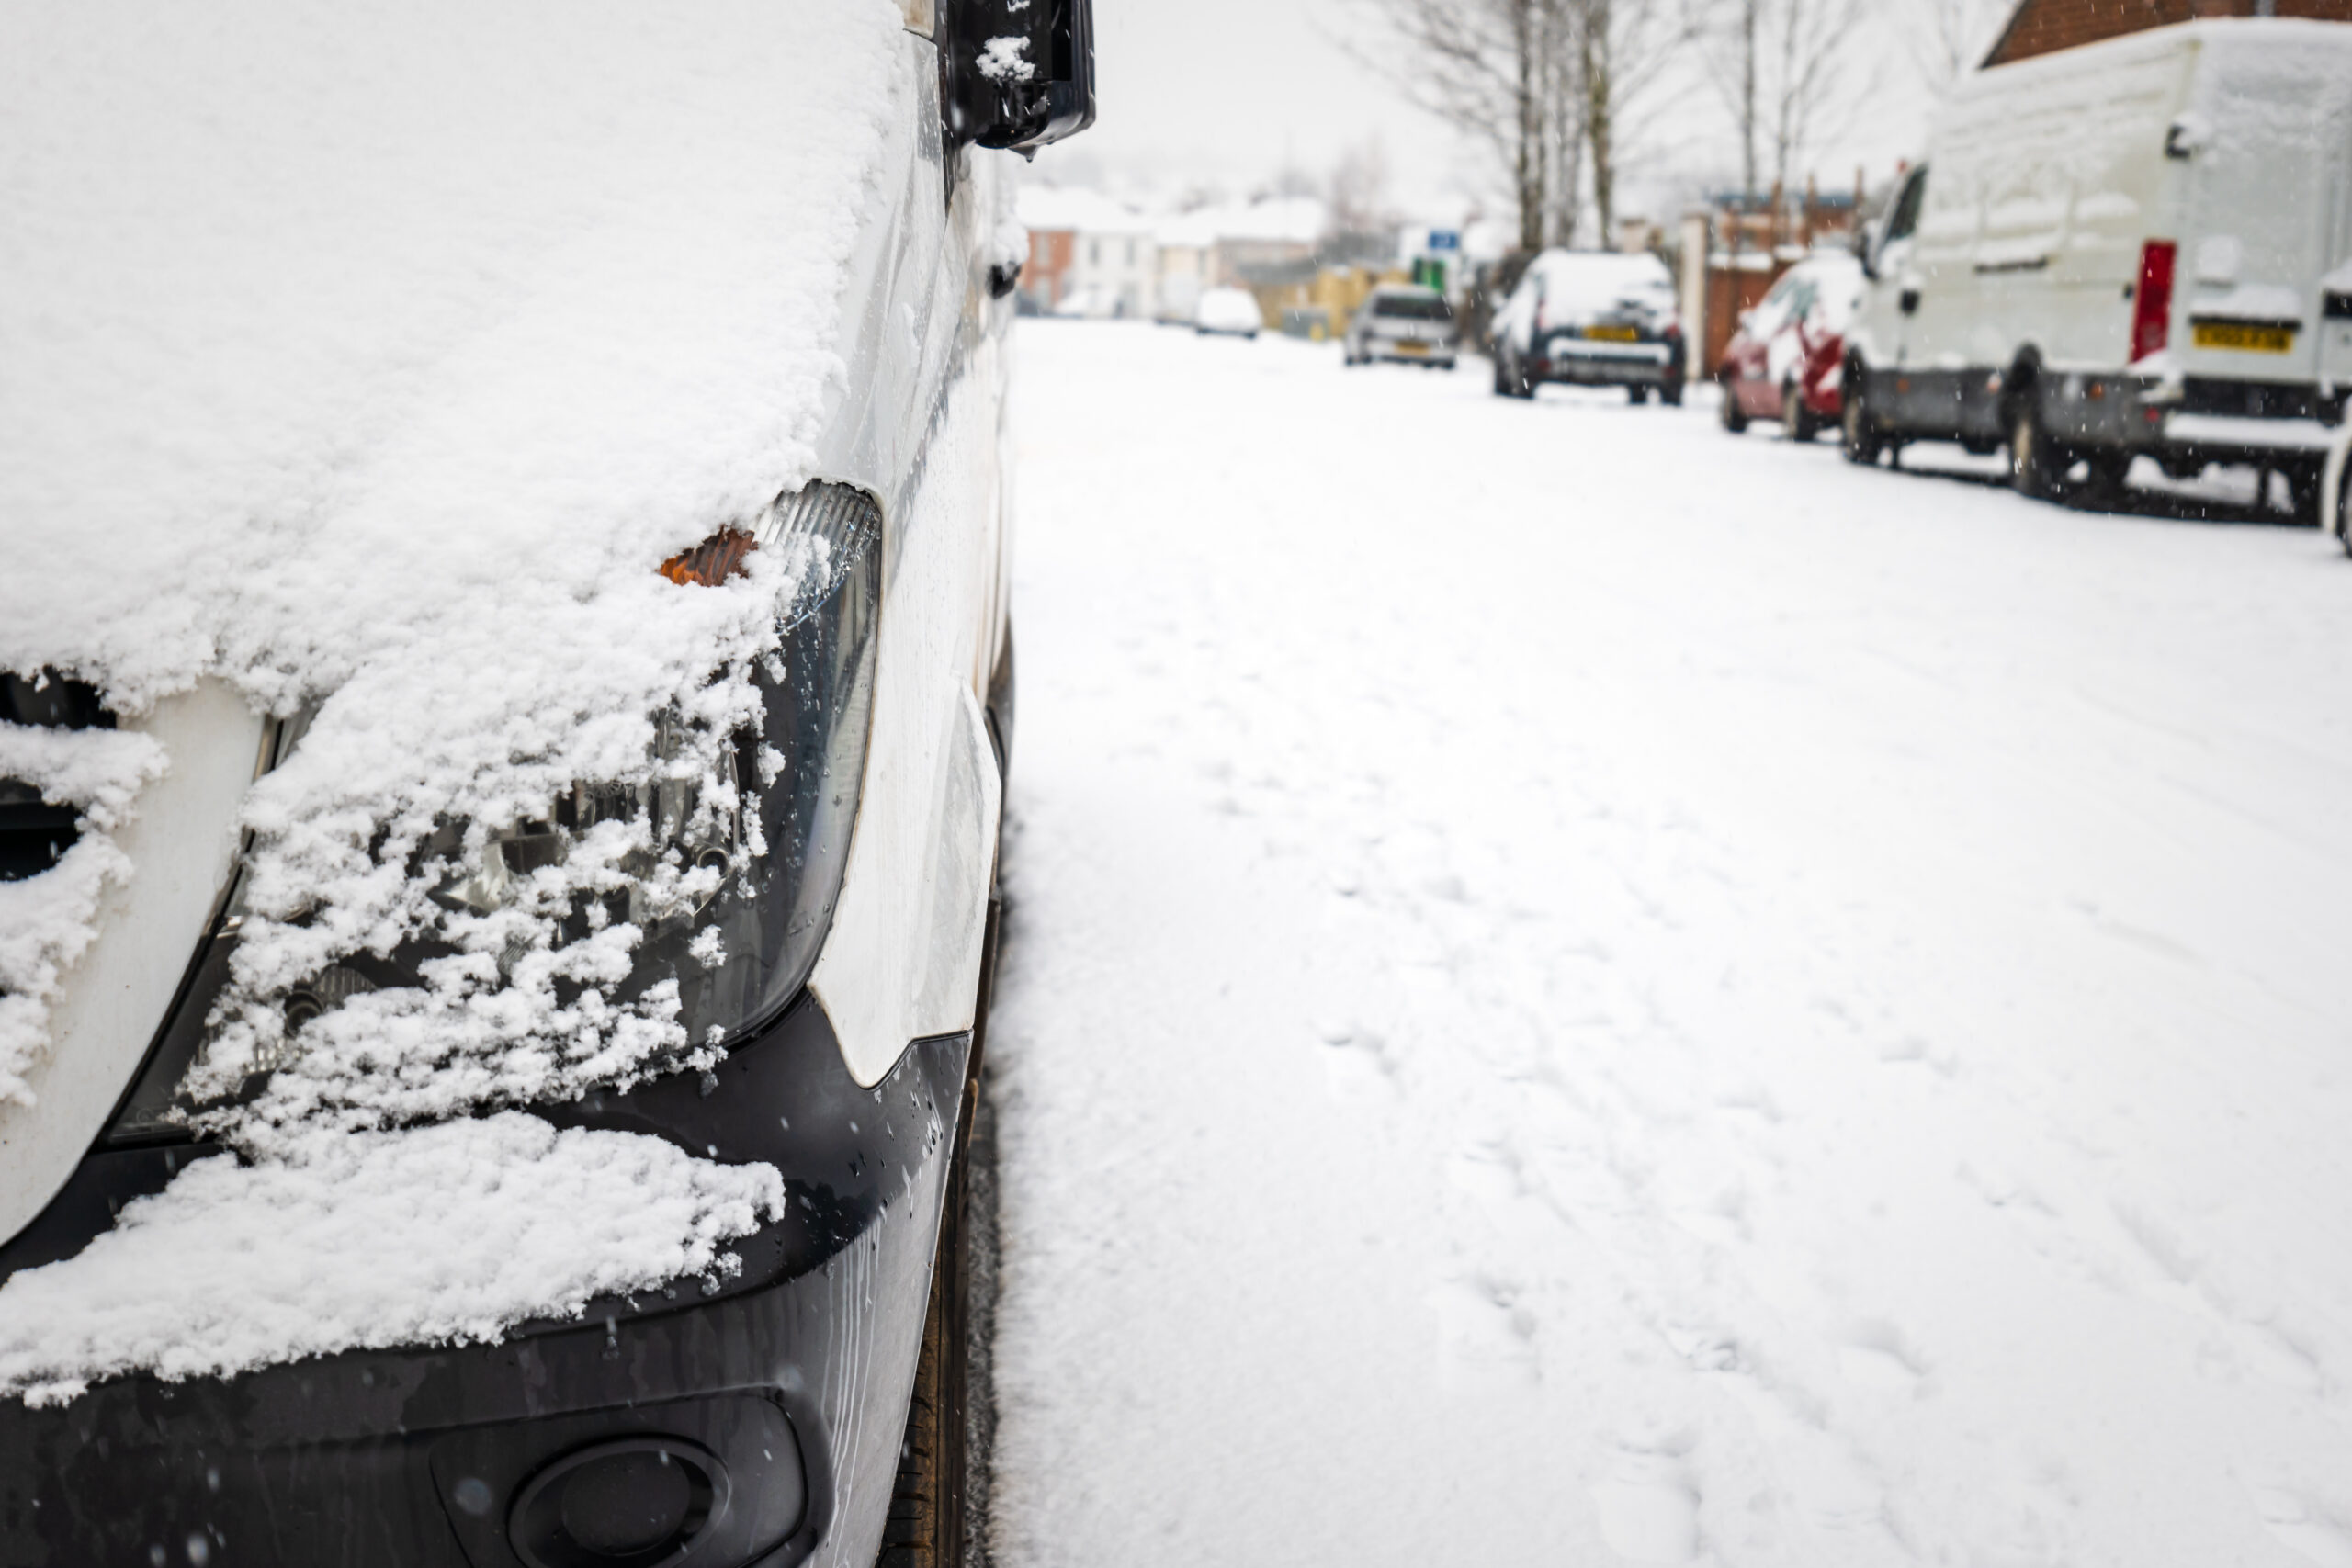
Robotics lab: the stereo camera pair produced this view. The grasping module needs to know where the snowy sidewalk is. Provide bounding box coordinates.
[986,322,2352,1568]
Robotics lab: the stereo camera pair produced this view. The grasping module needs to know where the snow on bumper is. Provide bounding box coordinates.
[0,998,970,1568]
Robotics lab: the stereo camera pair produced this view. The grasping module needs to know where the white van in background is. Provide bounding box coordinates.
[1843,19,2352,514]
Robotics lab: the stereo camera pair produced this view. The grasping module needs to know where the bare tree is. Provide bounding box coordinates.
[1688,0,1862,206]
[1570,0,1685,242]
[1908,0,2007,95]
[1348,0,1683,252]
[1328,137,1397,236]
[1345,0,1590,253]
[1540,0,1587,245]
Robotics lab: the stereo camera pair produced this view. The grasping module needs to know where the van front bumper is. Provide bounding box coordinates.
[0,998,968,1568]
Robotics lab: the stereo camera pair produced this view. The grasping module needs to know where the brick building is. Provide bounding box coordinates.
[1984,0,2352,65]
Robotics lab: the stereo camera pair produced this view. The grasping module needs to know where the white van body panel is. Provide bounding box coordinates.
[797,37,1012,1087]
[0,30,1016,1240]
[1851,19,2352,475]
[1896,36,2191,376]
[0,682,264,1246]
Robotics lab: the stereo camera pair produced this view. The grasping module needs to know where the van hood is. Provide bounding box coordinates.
[0,0,917,1248]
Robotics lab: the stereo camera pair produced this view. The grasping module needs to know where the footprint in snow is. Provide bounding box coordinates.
[1835,1319,1928,1395]
[2245,1481,2352,1568]
[1589,1448,1702,1563]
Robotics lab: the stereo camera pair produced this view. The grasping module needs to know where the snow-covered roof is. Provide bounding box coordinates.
[1155,197,1328,251]
[1016,185,1153,237]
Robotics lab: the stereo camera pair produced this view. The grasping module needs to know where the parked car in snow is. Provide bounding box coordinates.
[1718,252,1864,441]
[0,2,1092,1565]
[1491,250,1686,403]
[1843,19,2352,514]
[1343,284,1460,368]
[1194,285,1265,338]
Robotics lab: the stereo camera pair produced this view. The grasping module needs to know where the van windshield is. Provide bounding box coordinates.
[1372,293,1453,321]
[1884,168,1928,243]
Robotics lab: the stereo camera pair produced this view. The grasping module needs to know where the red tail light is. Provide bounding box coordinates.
[2132,240,2177,362]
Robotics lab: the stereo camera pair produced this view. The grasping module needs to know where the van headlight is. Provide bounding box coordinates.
[105,485,882,1141]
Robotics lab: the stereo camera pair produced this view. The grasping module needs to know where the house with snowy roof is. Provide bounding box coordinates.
[1150,198,1327,323]
[1014,185,1155,318]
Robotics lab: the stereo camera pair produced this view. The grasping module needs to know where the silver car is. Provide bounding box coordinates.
[1344,285,1460,369]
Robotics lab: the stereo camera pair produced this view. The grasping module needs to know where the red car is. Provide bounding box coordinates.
[1718,252,1864,441]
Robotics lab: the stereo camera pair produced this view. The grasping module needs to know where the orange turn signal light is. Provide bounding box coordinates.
[659,529,758,587]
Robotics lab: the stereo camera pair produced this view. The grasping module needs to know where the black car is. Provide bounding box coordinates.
[1490,249,1687,404]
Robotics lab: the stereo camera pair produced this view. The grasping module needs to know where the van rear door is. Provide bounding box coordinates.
[2176,28,2352,391]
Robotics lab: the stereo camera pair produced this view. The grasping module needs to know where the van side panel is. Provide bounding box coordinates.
[1889,30,2191,442]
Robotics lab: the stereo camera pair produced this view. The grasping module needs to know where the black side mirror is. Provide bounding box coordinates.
[942,0,1095,153]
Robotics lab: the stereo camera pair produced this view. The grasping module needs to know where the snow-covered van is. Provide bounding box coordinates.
[0,3,1090,1565]
[1843,19,2352,511]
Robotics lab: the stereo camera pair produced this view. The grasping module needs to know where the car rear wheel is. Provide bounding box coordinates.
[1627,386,1650,405]
[2289,463,2324,526]
[1841,373,1881,466]
[1719,377,1748,434]
[1782,382,1819,443]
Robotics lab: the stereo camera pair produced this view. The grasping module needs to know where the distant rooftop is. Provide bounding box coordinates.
[1014,185,1152,237]
[1154,197,1327,250]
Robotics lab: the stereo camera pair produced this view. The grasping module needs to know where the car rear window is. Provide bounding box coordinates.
[1372,293,1453,321]
[1536,253,1675,316]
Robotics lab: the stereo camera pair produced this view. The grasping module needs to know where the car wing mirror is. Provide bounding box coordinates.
[942,0,1095,153]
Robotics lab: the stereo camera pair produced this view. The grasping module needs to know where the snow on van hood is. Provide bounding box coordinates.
[0,0,912,1397]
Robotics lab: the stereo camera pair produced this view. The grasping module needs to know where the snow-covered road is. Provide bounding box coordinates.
[986,322,2352,1568]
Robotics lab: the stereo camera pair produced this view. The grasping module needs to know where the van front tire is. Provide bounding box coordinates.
[881,897,1002,1568]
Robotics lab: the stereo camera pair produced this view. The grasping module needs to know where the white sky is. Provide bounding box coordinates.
[1035,0,1975,223]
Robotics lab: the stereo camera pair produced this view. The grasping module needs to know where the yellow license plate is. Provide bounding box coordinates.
[2192,321,2294,354]
[1396,340,1428,354]
[1583,325,1639,343]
